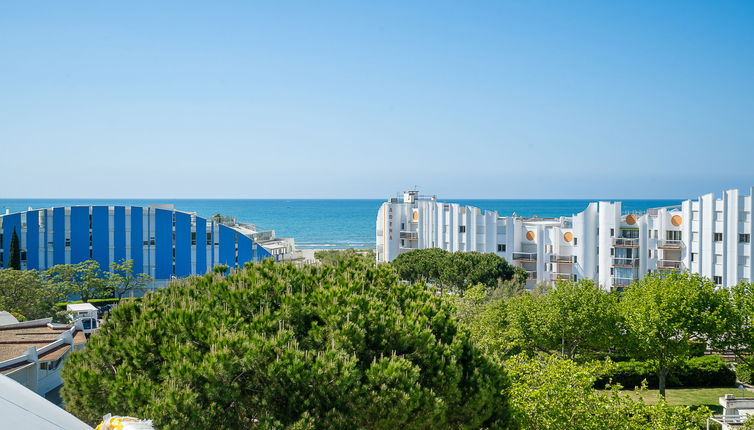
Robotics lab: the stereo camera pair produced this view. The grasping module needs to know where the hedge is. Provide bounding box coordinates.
[596,355,736,389]
[736,362,754,385]
[55,297,141,309]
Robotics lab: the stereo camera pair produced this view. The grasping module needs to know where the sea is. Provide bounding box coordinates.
[0,198,682,250]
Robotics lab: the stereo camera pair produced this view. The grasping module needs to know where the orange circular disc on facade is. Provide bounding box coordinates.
[625,214,636,225]
[564,232,573,242]
[526,231,535,241]
[671,215,682,226]
[412,210,419,221]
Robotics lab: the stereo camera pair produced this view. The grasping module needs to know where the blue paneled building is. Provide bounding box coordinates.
[0,204,274,282]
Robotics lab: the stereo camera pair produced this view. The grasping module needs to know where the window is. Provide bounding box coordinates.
[573,256,577,263]
[207,232,212,245]
[401,239,405,247]
[459,226,466,233]
[401,223,405,230]
[714,276,723,285]
[610,228,614,237]
[65,238,71,247]
[610,248,614,256]
[667,231,682,241]
[573,237,578,246]
[740,234,751,243]
[691,253,697,262]
[714,233,723,242]
[191,232,196,246]
[497,244,506,252]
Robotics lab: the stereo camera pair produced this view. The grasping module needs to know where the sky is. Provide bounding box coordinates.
[1,1,753,199]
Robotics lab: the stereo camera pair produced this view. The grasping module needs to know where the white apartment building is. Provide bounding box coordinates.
[376,188,754,290]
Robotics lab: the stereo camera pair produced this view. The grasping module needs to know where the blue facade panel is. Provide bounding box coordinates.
[195,217,206,275]
[130,207,143,273]
[113,206,126,264]
[92,206,109,270]
[218,225,236,267]
[155,209,173,279]
[53,208,65,265]
[174,212,191,277]
[2,213,21,267]
[26,211,39,270]
[257,244,273,261]
[237,234,253,267]
[70,206,90,264]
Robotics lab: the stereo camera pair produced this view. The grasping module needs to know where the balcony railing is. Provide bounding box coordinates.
[399,231,418,240]
[613,238,639,247]
[613,257,639,267]
[512,252,537,262]
[658,240,682,249]
[549,255,575,263]
[553,273,573,281]
[612,276,637,287]
[658,260,683,270]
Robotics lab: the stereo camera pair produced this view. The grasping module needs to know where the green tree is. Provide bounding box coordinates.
[711,281,754,367]
[391,249,523,293]
[9,229,21,270]
[504,281,620,360]
[46,260,109,303]
[390,248,448,284]
[107,259,153,299]
[62,258,511,429]
[505,354,711,429]
[314,249,375,266]
[447,284,515,360]
[619,272,724,397]
[0,269,66,320]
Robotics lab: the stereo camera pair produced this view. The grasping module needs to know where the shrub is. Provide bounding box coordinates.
[596,355,735,389]
[737,362,754,384]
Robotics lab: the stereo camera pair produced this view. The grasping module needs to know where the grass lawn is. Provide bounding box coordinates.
[621,387,747,414]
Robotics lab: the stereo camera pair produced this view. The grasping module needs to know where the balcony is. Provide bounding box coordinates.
[657,260,683,270]
[512,252,537,262]
[526,270,537,280]
[549,255,575,263]
[613,257,639,268]
[553,273,572,282]
[658,240,682,249]
[612,276,637,287]
[613,238,639,248]
[399,231,418,240]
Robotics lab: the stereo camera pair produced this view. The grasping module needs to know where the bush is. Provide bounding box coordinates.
[737,362,754,384]
[596,355,735,389]
[62,259,511,429]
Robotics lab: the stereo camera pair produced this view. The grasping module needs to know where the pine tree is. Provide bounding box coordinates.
[9,229,21,270]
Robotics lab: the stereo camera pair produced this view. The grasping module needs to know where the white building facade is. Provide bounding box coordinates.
[376,188,754,290]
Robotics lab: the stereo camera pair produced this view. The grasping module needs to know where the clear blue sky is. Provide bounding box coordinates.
[1,1,753,199]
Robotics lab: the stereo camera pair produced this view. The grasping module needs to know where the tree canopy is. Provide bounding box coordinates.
[106,259,153,299]
[619,272,725,396]
[62,258,511,429]
[0,269,66,320]
[390,249,524,292]
[45,260,111,303]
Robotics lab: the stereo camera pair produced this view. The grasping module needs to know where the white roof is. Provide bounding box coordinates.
[0,311,19,326]
[66,303,98,312]
[0,374,91,429]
